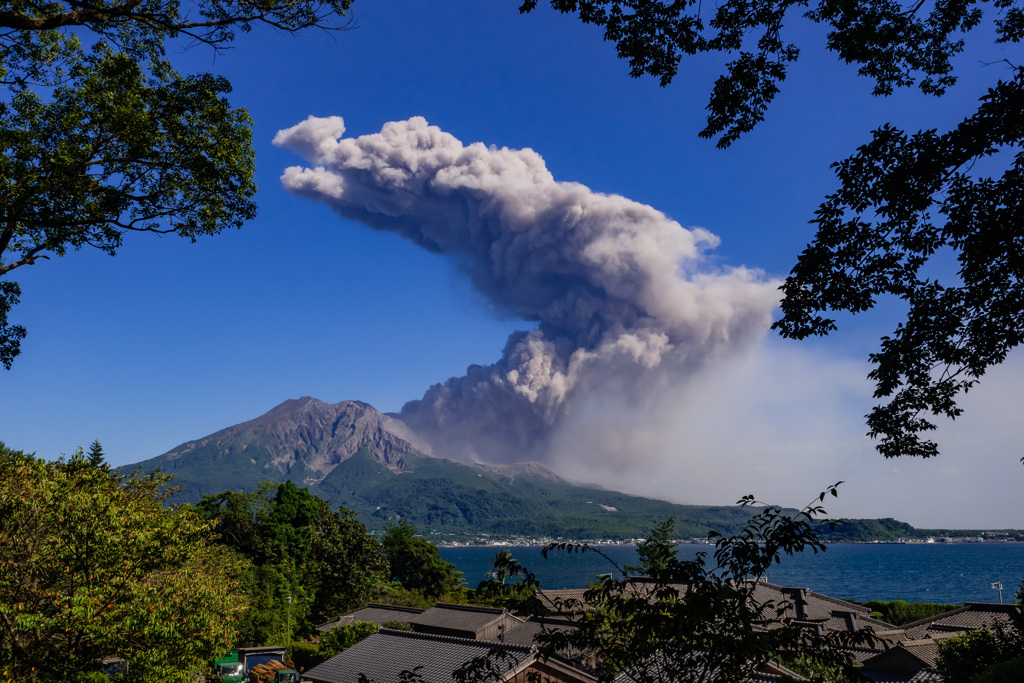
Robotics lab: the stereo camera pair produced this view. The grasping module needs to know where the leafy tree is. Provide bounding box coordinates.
[0,0,355,368]
[474,549,539,610]
[316,621,379,660]
[233,561,310,649]
[381,520,463,599]
[522,0,1024,460]
[937,626,1024,683]
[970,656,1024,683]
[475,485,879,683]
[0,443,249,682]
[197,482,388,644]
[307,496,390,621]
[266,481,320,561]
[625,517,679,578]
[197,488,268,560]
[486,549,517,586]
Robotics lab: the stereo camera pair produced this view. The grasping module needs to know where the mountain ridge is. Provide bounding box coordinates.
[151,397,434,485]
[125,397,992,542]
[129,396,764,539]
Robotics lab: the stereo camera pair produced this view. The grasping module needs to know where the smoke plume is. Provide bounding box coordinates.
[274,116,779,464]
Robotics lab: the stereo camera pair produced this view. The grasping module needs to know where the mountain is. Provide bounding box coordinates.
[130,397,761,540]
[312,446,760,540]
[132,397,433,493]
[130,397,957,543]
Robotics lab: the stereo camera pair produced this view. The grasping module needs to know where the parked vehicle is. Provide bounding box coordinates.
[213,651,244,682]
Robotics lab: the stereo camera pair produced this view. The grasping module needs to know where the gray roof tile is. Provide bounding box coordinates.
[317,605,426,632]
[497,617,578,648]
[410,603,511,632]
[902,603,1017,639]
[304,629,534,683]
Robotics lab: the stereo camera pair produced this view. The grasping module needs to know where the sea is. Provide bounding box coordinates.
[439,543,1024,605]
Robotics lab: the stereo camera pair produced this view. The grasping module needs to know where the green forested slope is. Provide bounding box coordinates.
[315,448,759,540]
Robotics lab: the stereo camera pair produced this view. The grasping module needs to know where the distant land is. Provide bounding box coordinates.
[127,397,1024,543]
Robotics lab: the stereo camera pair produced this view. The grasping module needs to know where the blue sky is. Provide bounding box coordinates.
[2,0,1021,528]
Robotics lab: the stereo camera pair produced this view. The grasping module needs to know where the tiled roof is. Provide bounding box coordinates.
[496,616,594,668]
[304,629,535,683]
[411,602,520,633]
[820,611,899,634]
[535,588,594,616]
[847,646,886,664]
[747,582,881,624]
[902,603,1018,639]
[497,616,578,647]
[611,649,808,683]
[860,633,962,680]
[861,672,915,682]
[316,604,426,632]
[535,580,883,626]
[894,639,942,666]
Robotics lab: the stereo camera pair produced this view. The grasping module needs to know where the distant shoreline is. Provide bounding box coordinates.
[436,539,1024,548]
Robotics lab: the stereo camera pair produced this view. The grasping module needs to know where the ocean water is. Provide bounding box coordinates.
[439,543,1024,604]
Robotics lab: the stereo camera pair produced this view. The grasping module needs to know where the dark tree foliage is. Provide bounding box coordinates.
[308,497,390,619]
[625,517,679,576]
[196,481,388,644]
[970,656,1024,683]
[775,73,1024,459]
[267,480,320,560]
[381,520,463,599]
[0,0,355,368]
[462,485,878,683]
[474,549,539,610]
[523,0,1024,461]
[936,622,1024,683]
[857,599,958,626]
[86,439,105,467]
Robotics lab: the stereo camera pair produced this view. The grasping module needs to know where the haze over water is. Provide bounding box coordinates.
[441,543,1024,604]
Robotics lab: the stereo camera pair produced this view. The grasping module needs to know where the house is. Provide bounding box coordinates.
[856,602,1023,682]
[536,580,901,637]
[533,589,593,619]
[609,647,810,682]
[303,628,597,683]
[408,603,525,641]
[901,602,1019,639]
[316,604,426,633]
[859,637,954,681]
[319,603,525,642]
[495,616,578,648]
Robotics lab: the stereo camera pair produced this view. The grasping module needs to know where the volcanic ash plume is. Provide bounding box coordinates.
[274,115,779,464]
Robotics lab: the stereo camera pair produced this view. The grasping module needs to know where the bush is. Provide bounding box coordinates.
[381,621,415,631]
[317,621,379,660]
[858,600,959,626]
[376,584,436,609]
[970,655,1024,683]
[937,629,1022,683]
[288,641,320,671]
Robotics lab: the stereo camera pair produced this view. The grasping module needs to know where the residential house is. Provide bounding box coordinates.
[303,628,596,683]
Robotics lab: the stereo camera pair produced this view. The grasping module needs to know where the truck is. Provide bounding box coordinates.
[213,651,244,682]
[213,647,302,683]
[246,659,301,683]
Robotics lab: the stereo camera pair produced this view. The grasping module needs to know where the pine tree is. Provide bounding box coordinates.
[87,439,105,467]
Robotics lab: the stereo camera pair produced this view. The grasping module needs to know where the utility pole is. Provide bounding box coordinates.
[287,596,293,651]
[991,582,1003,604]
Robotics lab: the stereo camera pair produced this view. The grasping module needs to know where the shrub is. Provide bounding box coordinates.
[970,655,1024,683]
